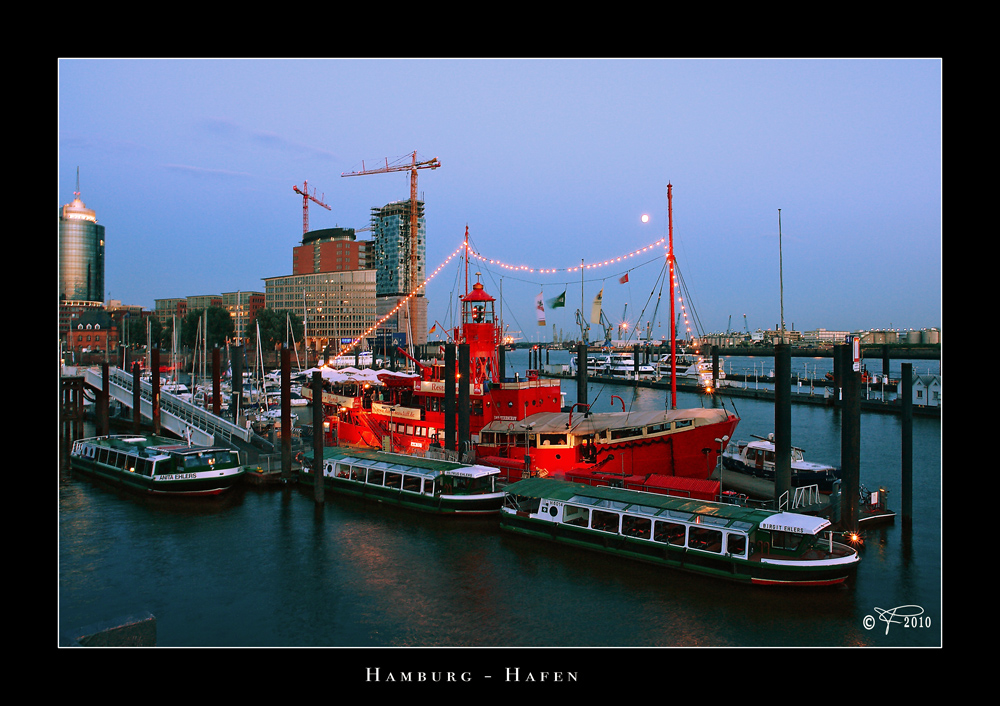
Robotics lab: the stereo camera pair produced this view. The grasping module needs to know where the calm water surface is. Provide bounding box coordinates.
[58,350,941,652]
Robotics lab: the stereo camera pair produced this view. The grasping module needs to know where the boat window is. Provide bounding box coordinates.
[653,520,686,546]
[591,509,620,533]
[384,472,402,489]
[675,419,693,429]
[367,469,384,485]
[335,463,351,479]
[726,533,748,557]
[622,515,652,539]
[646,422,671,434]
[402,475,422,492]
[610,427,641,440]
[770,531,803,552]
[539,434,568,446]
[448,473,495,495]
[137,459,153,476]
[563,505,589,527]
[689,527,723,553]
[509,494,541,514]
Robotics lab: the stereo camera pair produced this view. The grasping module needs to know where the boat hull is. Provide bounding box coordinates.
[69,435,246,497]
[297,471,504,514]
[499,512,856,586]
[69,455,244,496]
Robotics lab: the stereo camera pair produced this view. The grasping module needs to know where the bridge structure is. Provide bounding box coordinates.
[80,366,252,448]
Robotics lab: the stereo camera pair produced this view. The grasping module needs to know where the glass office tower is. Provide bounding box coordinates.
[59,191,105,303]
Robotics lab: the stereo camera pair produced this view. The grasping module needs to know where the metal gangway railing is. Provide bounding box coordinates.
[82,366,251,448]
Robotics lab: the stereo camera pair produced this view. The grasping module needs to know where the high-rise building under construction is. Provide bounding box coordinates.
[371,200,428,346]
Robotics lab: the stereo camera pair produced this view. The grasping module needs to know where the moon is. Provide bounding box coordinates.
[641,214,649,223]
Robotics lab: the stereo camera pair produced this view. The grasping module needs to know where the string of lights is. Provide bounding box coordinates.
[332,239,468,357]
[331,234,697,358]
[467,237,666,273]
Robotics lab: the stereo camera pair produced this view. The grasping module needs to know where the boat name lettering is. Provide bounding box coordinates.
[760,522,807,533]
[372,402,421,420]
[155,473,199,481]
[418,380,484,395]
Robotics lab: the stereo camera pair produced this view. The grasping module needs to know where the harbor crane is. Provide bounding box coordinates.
[292,181,331,235]
[342,151,441,292]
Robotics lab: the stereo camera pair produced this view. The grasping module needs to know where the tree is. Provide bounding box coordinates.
[250,308,304,350]
[178,307,235,349]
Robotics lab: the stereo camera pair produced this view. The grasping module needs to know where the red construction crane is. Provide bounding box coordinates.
[342,152,441,292]
[292,180,332,235]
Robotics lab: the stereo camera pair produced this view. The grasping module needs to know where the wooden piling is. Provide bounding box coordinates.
[774,343,792,505]
[840,343,862,532]
[576,343,588,407]
[901,362,913,524]
[445,343,456,453]
[312,371,324,503]
[281,345,291,481]
[132,362,142,433]
[458,343,470,458]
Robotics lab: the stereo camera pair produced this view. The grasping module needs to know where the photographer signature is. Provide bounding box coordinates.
[863,605,926,635]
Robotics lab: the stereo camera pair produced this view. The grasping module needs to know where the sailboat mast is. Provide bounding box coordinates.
[668,182,676,410]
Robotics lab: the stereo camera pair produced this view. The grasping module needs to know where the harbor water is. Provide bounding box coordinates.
[58,349,941,653]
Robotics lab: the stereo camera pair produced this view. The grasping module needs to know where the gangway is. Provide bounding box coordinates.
[82,367,252,448]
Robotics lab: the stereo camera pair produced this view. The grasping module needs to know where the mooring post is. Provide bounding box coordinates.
[132,361,142,433]
[445,343,456,454]
[212,346,221,416]
[152,346,161,434]
[901,362,913,525]
[458,343,470,459]
[712,346,720,389]
[100,362,110,435]
[774,343,792,504]
[231,345,243,424]
[312,370,324,503]
[841,343,862,532]
[281,345,291,481]
[576,343,588,407]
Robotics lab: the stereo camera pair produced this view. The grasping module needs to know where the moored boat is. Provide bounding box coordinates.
[722,434,840,492]
[601,352,656,379]
[69,434,246,496]
[499,477,860,586]
[297,447,505,514]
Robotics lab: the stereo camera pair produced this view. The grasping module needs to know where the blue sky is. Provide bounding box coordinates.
[58,58,941,340]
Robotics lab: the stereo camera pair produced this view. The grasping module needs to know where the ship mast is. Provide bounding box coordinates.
[668,183,676,410]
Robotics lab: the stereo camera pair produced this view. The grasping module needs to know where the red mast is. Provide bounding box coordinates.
[668,182,676,410]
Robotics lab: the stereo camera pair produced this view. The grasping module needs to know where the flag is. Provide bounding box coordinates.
[590,288,603,324]
[547,290,566,309]
[619,272,629,284]
[428,324,437,334]
[535,291,546,326]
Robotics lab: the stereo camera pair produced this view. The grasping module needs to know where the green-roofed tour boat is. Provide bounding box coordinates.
[500,478,859,587]
[69,434,246,496]
[297,448,505,514]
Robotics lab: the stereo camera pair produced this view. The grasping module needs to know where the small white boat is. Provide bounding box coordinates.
[601,352,655,379]
[722,433,840,492]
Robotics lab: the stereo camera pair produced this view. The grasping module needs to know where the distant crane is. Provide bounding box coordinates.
[292,181,331,235]
[342,152,441,292]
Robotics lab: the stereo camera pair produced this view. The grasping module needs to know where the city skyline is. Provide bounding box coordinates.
[58,58,942,339]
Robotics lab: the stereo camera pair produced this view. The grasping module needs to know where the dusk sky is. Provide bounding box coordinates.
[58,58,941,342]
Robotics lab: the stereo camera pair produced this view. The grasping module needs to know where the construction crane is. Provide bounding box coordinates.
[341,152,441,292]
[292,181,331,235]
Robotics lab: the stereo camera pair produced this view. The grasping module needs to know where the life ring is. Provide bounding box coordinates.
[294,452,304,464]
